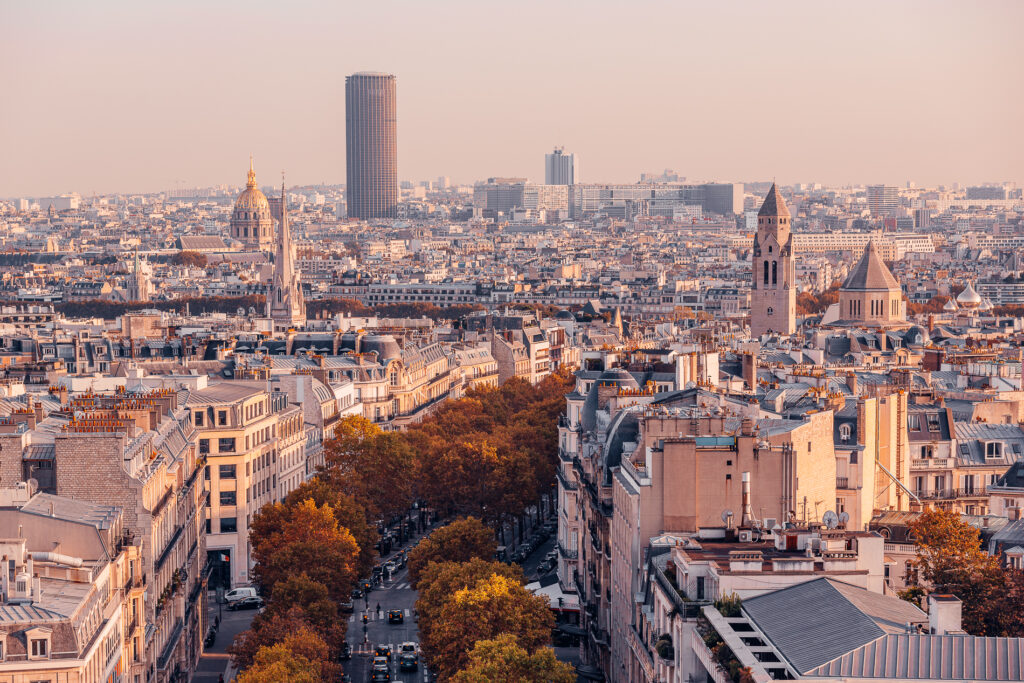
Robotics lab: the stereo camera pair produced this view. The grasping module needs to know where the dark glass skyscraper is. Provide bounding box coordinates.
[345,72,397,219]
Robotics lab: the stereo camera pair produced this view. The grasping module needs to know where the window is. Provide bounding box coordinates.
[199,439,209,455]
[218,438,236,453]
[908,414,921,431]
[204,466,210,481]
[220,518,237,533]
[205,518,211,534]
[218,410,227,426]
[219,464,236,479]
[194,411,204,427]
[30,638,48,658]
[772,260,778,285]
[839,424,851,443]
[220,490,236,506]
[986,442,1003,458]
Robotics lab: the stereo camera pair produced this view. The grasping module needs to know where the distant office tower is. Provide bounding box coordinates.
[346,72,398,219]
[866,185,899,217]
[545,147,578,185]
[966,186,1007,200]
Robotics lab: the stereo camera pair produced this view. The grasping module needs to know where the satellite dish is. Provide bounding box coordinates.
[237,307,245,316]
[838,511,850,526]
[721,509,734,526]
[248,306,257,316]
[823,510,839,529]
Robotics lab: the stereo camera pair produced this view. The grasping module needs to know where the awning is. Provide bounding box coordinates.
[557,624,587,636]
[575,664,606,681]
[526,580,580,611]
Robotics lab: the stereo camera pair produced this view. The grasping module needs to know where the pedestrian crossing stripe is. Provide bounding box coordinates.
[349,608,413,623]
[350,641,419,655]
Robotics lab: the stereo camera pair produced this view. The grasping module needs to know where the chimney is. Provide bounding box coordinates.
[845,372,858,395]
[928,594,963,634]
[740,472,754,527]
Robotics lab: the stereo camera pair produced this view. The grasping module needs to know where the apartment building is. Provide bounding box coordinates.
[0,484,141,683]
[187,382,300,589]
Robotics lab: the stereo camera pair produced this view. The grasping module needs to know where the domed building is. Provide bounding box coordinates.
[230,157,274,251]
[835,240,908,329]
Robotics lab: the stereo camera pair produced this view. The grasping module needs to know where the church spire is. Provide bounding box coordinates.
[246,154,256,188]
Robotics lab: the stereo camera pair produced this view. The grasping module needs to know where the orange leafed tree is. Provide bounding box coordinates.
[249,499,359,601]
[451,634,574,683]
[407,516,497,586]
[422,573,554,679]
[283,478,377,578]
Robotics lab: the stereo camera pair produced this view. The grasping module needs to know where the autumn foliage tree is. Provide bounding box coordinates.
[421,573,554,679]
[234,631,331,683]
[415,559,526,664]
[451,634,574,683]
[909,507,1005,634]
[283,478,377,578]
[249,499,359,601]
[407,517,497,585]
[229,611,327,672]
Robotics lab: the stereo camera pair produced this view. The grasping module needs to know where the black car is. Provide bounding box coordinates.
[399,653,418,672]
[370,672,390,682]
[388,609,404,624]
[338,642,351,661]
[351,587,364,600]
[375,644,393,660]
[227,596,263,611]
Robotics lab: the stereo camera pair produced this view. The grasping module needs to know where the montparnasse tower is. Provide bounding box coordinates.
[230,156,274,251]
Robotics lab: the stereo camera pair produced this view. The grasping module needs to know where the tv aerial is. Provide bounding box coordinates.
[822,510,839,529]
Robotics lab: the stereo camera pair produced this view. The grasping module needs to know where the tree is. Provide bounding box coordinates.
[229,610,320,671]
[284,479,377,578]
[416,559,525,661]
[321,416,415,519]
[910,507,1004,634]
[407,517,497,585]
[451,634,574,683]
[234,641,324,683]
[249,499,359,600]
[422,573,554,679]
[170,250,207,268]
[266,574,343,646]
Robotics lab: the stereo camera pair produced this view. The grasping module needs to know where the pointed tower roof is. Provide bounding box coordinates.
[246,154,256,188]
[842,241,900,291]
[758,183,790,218]
[956,282,982,308]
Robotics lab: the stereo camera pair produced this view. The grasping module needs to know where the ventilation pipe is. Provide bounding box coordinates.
[741,472,754,527]
[29,552,83,568]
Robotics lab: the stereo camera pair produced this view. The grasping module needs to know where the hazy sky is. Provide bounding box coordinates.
[2,0,1022,197]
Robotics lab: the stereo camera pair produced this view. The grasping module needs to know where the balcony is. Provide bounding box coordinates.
[911,457,952,470]
[836,476,849,489]
[916,487,987,501]
[558,540,578,560]
[556,467,578,491]
[157,619,184,671]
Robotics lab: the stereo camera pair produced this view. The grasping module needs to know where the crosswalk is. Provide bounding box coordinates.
[389,581,412,590]
[351,640,419,655]
[350,607,414,623]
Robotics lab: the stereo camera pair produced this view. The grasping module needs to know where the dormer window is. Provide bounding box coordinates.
[986,442,1003,459]
[26,628,51,660]
[839,424,851,443]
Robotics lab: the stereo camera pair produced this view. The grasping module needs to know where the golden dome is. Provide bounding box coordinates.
[234,156,270,214]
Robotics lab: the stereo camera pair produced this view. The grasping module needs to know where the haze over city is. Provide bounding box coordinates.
[3,0,1022,197]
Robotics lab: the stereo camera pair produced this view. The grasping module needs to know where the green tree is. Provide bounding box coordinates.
[407,517,496,585]
[451,634,574,683]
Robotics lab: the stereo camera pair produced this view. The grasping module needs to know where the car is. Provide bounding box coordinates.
[227,596,263,611]
[399,642,417,654]
[375,644,393,660]
[341,600,354,613]
[388,609,404,624]
[372,656,389,671]
[338,642,351,661]
[223,586,258,604]
[399,653,418,672]
[370,672,391,682]
[351,587,364,600]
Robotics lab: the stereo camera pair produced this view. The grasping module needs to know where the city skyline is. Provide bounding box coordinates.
[2,1,1023,197]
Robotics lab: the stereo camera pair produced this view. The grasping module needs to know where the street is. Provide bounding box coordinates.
[344,533,429,682]
[193,599,258,682]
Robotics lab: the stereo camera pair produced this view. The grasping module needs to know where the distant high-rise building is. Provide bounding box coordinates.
[544,147,578,185]
[965,186,1007,200]
[866,185,899,217]
[346,72,398,219]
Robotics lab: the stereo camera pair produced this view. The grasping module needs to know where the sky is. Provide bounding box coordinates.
[2,0,1022,198]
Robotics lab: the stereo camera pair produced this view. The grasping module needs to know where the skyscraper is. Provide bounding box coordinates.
[345,72,398,219]
[866,185,899,217]
[545,147,578,185]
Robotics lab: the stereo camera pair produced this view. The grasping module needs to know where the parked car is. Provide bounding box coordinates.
[388,609,404,624]
[227,596,263,611]
[351,587,364,600]
[338,642,351,661]
[224,586,258,604]
[341,600,354,613]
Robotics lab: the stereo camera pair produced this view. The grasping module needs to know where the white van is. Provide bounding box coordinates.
[224,586,257,604]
